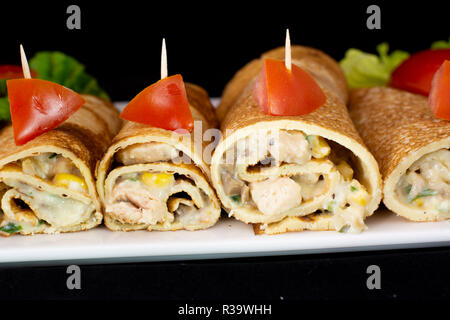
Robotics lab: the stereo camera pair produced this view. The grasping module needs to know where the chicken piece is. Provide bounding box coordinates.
[292,173,326,201]
[116,142,180,165]
[22,153,78,179]
[22,159,42,178]
[22,153,56,179]
[268,131,311,165]
[249,177,302,215]
[106,181,171,225]
[52,156,78,176]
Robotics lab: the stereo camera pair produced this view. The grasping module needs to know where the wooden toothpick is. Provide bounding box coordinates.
[285,29,291,72]
[161,38,168,79]
[20,44,32,79]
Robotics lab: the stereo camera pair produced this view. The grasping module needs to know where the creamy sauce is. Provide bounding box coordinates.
[174,194,213,227]
[397,149,450,212]
[323,178,369,233]
[21,153,81,180]
[220,129,370,232]
[0,153,92,235]
[1,181,93,231]
[107,172,213,228]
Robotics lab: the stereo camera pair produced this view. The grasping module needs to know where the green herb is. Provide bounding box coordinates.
[48,153,58,159]
[431,37,450,49]
[339,43,409,89]
[0,51,110,121]
[127,177,138,182]
[327,200,336,212]
[230,194,241,204]
[339,224,350,233]
[409,188,438,203]
[0,222,22,234]
[350,186,357,192]
[37,219,46,226]
[405,184,412,194]
[305,135,316,145]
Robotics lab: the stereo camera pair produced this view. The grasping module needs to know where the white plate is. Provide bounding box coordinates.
[1,101,449,266]
[2,210,450,266]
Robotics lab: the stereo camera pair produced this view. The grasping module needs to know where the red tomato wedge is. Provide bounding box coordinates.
[7,79,86,145]
[390,49,450,96]
[253,58,326,116]
[429,60,450,120]
[120,74,193,131]
[0,65,37,80]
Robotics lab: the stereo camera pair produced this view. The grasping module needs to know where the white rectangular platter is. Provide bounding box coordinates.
[1,101,449,266]
[2,211,450,266]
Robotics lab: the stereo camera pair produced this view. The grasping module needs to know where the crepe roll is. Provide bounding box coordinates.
[349,87,450,221]
[96,83,221,231]
[0,95,122,236]
[211,46,382,234]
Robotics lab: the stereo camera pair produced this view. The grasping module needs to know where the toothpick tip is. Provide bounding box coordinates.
[161,38,168,80]
[19,44,32,79]
[285,29,292,71]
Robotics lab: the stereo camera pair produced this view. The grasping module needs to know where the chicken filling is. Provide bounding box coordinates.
[105,171,212,228]
[0,153,92,235]
[397,149,450,213]
[108,142,213,228]
[220,130,370,232]
[115,142,190,165]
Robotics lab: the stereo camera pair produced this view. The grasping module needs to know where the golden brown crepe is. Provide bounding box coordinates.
[211,46,382,234]
[349,87,450,221]
[96,83,221,231]
[0,95,122,236]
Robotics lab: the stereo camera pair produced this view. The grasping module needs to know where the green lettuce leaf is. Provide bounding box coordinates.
[0,97,10,120]
[29,51,110,100]
[0,51,109,121]
[431,37,450,49]
[339,43,410,89]
[0,79,6,97]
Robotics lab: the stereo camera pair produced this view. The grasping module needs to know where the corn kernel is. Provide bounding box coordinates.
[337,161,354,181]
[307,135,331,158]
[414,198,424,207]
[53,173,87,192]
[351,195,367,206]
[141,172,174,188]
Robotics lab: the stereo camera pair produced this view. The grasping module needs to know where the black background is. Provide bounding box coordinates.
[1,1,448,99]
[0,0,449,304]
